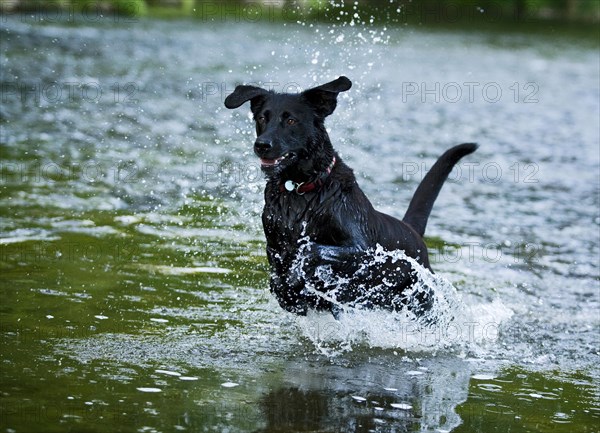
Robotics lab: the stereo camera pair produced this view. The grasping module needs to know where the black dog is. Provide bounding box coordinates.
[225,76,477,316]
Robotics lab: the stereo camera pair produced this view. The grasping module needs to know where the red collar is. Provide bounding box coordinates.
[280,156,336,194]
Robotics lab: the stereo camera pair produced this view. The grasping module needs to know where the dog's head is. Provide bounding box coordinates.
[224,76,352,179]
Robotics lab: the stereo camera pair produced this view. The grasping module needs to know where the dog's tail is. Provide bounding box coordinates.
[403,143,478,237]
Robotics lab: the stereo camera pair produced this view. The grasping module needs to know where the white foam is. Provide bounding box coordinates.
[471,373,497,380]
[114,215,141,225]
[295,244,513,356]
[155,369,181,377]
[390,403,413,410]
[136,387,161,393]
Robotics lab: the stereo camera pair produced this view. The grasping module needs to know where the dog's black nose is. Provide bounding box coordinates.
[254,139,272,155]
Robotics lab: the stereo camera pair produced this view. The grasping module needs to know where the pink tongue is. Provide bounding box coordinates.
[261,156,284,166]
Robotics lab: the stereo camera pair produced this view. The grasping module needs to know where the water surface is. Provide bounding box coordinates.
[1,16,599,432]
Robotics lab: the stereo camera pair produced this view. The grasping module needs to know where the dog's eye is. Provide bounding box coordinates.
[256,116,266,124]
[286,118,297,126]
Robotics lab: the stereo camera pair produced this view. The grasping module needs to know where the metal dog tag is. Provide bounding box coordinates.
[284,180,295,192]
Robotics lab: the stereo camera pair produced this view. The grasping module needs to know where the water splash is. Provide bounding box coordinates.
[295,243,513,356]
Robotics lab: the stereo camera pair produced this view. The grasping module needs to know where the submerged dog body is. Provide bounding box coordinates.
[225,76,477,315]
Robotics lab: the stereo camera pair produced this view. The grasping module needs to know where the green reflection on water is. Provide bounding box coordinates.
[455,368,599,433]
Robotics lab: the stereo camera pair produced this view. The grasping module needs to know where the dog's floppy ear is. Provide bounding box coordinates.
[302,76,352,118]
[224,85,269,111]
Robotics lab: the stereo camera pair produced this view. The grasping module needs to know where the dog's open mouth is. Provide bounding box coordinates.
[260,152,294,167]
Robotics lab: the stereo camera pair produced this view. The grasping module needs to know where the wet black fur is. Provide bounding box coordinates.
[225,76,477,316]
